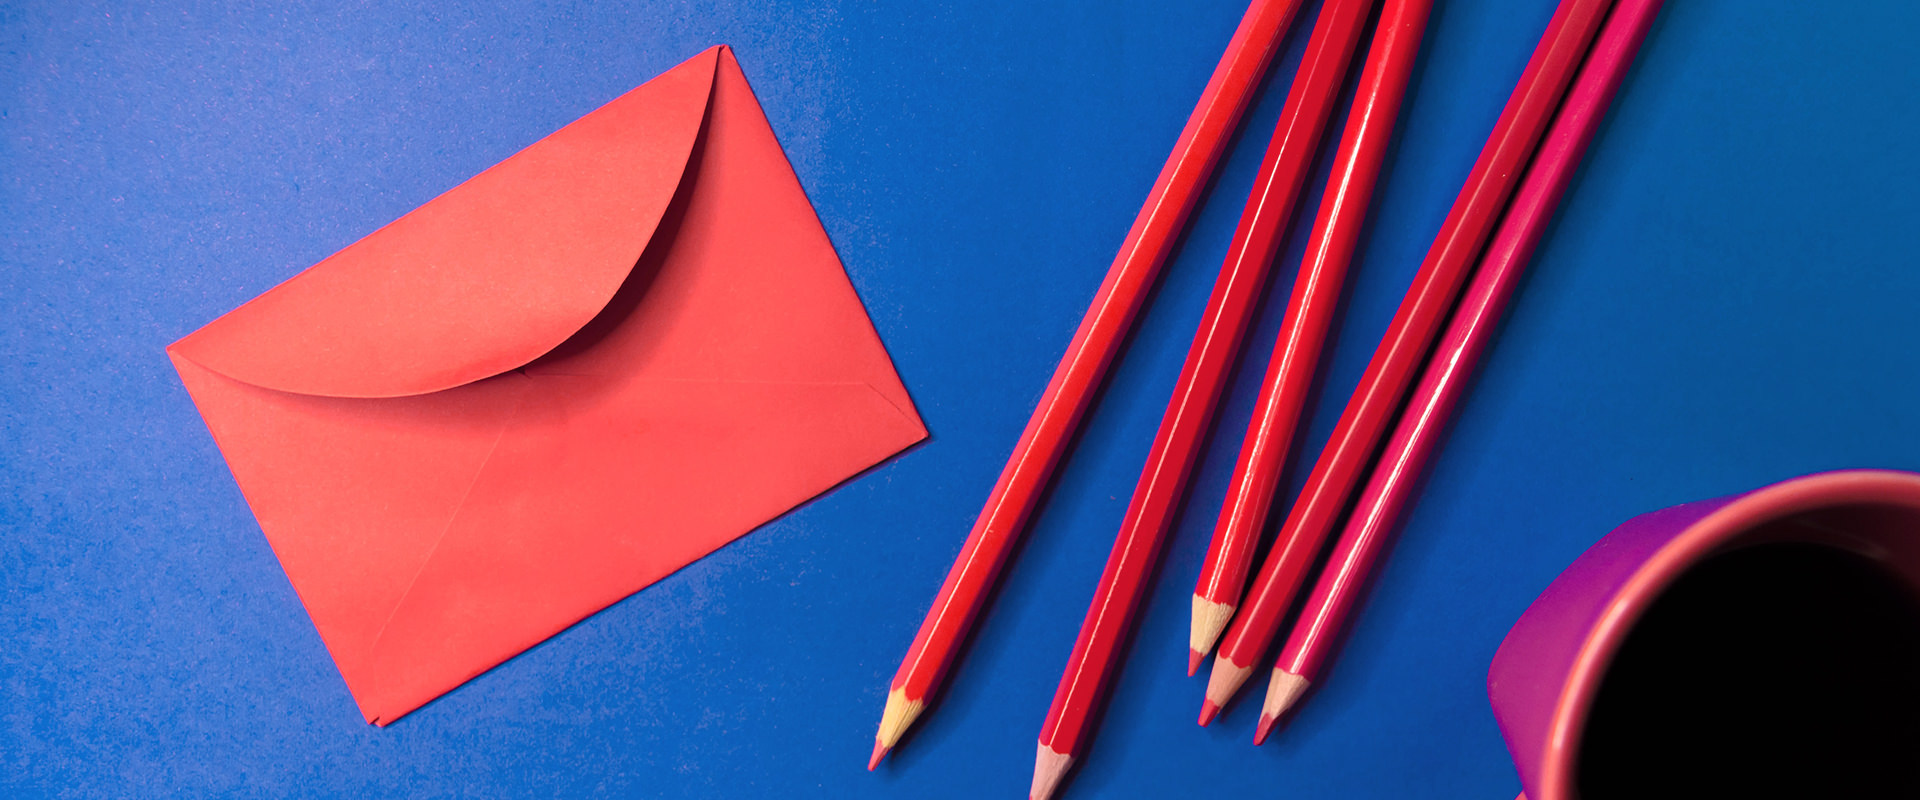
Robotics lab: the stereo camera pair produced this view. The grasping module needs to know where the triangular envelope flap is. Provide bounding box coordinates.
[525,48,923,421]
[170,47,722,399]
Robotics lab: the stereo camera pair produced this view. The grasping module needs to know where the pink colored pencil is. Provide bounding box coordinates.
[1255,0,1665,746]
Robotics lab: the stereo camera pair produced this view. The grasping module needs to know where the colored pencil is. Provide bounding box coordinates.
[869,0,1309,769]
[1188,0,1433,677]
[1256,0,1663,745]
[1202,0,1615,719]
[1029,0,1378,794]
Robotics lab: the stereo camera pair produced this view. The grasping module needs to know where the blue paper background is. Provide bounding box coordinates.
[5,1,1918,797]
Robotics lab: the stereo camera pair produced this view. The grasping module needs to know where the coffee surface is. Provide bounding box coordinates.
[1578,542,1920,798]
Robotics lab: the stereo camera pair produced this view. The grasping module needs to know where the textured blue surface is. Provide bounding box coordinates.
[5,1,1920,797]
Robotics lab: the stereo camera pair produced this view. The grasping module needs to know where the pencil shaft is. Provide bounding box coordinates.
[1190,0,1433,663]
[1278,0,1664,684]
[1213,0,1614,684]
[879,0,1307,748]
[1037,0,1378,762]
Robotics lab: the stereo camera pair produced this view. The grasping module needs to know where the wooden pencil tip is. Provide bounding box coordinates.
[1260,668,1311,727]
[1203,656,1255,714]
[1198,698,1221,727]
[1253,714,1277,746]
[867,740,888,771]
[874,688,926,751]
[1189,596,1235,665]
[1030,743,1073,800]
[1187,647,1205,677]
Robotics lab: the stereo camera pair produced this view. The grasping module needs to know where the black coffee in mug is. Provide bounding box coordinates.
[1578,542,1920,798]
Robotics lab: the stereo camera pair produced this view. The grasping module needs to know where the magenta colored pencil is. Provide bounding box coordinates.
[1253,0,1666,745]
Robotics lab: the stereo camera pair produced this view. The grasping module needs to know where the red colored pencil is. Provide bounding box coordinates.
[1256,0,1664,745]
[869,0,1309,769]
[1188,0,1433,677]
[1029,0,1378,795]
[1202,0,1615,719]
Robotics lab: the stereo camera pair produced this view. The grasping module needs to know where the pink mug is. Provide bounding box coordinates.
[1487,469,1920,799]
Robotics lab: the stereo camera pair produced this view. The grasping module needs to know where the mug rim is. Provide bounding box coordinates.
[1535,468,1920,800]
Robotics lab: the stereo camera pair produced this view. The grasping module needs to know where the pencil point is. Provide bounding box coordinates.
[867,740,888,771]
[1189,596,1235,667]
[1187,647,1205,676]
[1260,668,1311,727]
[874,688,926,754]
[1030,743,1073,800]
[1198,698,1221,727]
[1204,656,1255,715]
[1253,713,1277,746]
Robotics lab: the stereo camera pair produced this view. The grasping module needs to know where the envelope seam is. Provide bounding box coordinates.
[359,379,526,676]
[858,381,923,429]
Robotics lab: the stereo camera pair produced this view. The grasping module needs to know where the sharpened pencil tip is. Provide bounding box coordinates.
[1030,743,1073,800]
[1187,648,1204,676]
[1204,657,1255,713]
[1253,714,1276,745]
[874,688,925,752]
[868,740,888,771]
[1198,699,1221,727]
[1189,597,1235,666]
[1259,668,1311,740]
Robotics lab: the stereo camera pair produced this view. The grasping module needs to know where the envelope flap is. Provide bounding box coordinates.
[171,47,722,398]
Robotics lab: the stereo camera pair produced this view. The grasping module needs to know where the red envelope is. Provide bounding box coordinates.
[167,46,926,725]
